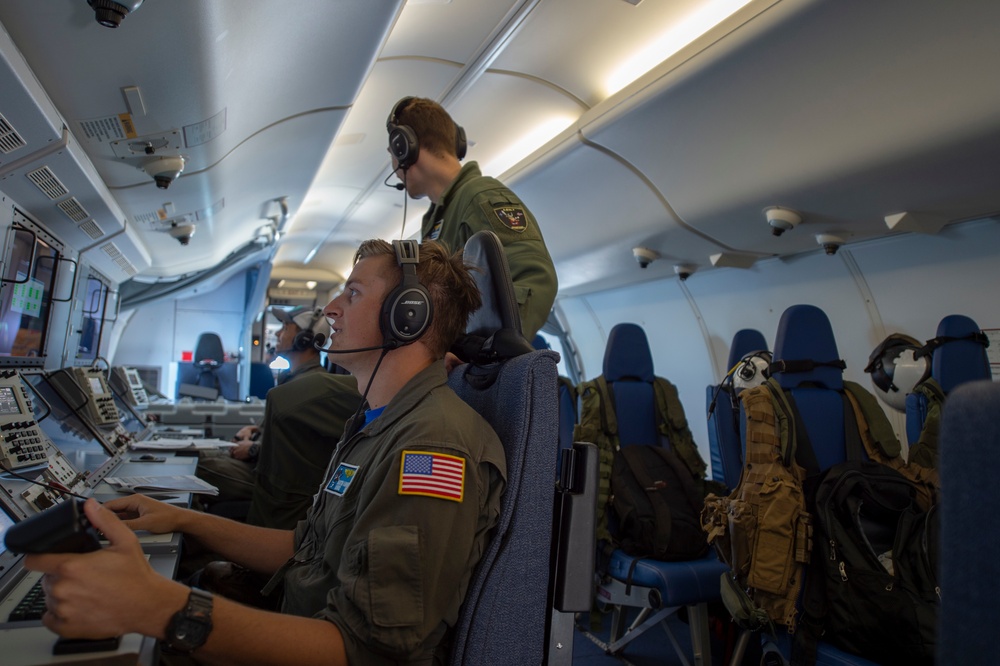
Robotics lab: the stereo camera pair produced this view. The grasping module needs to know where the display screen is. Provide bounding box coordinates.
[87,376,105,395]
[0,386,20,415]
[27,374,110,474]
[0,506,14,557]
[127,370,143,388]
[0,225,58,359]
[113,392,147,435]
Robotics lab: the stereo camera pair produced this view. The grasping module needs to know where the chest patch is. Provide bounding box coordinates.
[493,205,528,232]
[398,450,465,502]
[326,462,360,497]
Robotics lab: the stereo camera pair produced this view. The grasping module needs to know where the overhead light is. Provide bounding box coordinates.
[306,281,317,290]
[277,280,286,288]
[605,0,754,96]
[484,115,576,176]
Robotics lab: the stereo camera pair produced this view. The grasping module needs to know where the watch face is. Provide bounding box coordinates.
[173,616,212,648]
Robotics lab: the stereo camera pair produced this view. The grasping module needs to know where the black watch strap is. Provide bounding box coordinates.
[165,587,214,655]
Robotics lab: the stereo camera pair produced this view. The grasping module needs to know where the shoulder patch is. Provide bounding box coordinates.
[398,450,465,502]
[492,205,528,232]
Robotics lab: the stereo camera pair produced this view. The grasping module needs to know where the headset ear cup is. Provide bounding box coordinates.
[388,125,419,169]
[292,330,313,352]
[455,124,467,160]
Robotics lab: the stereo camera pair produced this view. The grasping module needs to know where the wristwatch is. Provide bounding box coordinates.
[164,587,214,655]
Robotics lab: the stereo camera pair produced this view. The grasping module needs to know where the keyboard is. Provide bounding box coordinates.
[8,577,45,622]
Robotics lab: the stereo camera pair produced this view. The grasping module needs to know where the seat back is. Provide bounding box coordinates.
[194,332,225,366]
[604,323,658,448]
[248,362,275,399]
[768,304,849,472]
[532,334,579,475]
[448,231,560,666]
[707,328,768,488]
[906,314,992,445]
[938,379,1000,665]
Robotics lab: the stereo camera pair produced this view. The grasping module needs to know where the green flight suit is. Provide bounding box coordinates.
[281,361,506,665]
[246,372,361,529]
[421,161,557,339]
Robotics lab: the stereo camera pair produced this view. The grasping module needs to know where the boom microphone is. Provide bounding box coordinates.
[383,172,405,191]
[313,333,398,353]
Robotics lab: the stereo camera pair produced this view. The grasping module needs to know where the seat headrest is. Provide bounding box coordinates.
[603,323,654,383]
[931,314,991,392]
[727,328,769,370]
[771,305,844,390]
[194,332,225,366]
[454,230,534,364]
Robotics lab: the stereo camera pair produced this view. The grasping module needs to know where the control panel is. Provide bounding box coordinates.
[0,370,48,470]
[66,367,119,426]
[110,366,149,408]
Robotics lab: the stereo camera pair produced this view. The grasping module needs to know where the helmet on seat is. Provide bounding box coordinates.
[732,350,773,391]
[864,333,930,412]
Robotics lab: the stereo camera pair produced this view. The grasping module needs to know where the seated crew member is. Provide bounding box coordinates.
[27,239,506,666]
[387,96,558,340]
[196,306,338,506]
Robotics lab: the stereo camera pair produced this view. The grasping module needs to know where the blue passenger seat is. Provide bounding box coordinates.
[905,314,991,450]
[449,231,596,666]
[937,380,1000,665]
[590,322,728,664]
[752,305,876,665]
[706,328,769,490]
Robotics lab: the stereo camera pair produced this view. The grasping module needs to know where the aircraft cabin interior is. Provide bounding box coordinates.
[0,0,997,664]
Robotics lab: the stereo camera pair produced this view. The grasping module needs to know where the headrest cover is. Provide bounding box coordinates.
[771,304,843,390]
[727,329,769,370]
[932,314,992,392]
[457,230,533,362]
[604,323,654,383]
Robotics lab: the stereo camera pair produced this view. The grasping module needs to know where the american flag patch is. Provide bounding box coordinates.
[398,450,465,502]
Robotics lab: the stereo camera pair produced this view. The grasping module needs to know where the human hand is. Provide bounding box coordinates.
[24,499,186,639]
[103,494,187,535]
[230,440,255,461]
[233,425,259,442]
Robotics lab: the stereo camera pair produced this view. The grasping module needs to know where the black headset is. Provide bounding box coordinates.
[386,97,468,170]
[291,308,324,352]
[379,239,432,348]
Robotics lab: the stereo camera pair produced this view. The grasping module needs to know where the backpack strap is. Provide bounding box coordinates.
[653,376,708,482]
[842,381,940,510]
[574,376,620,547]
[907,378,945,470]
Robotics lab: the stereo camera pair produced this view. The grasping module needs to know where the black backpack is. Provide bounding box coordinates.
[799,460,939,665]
[609,445,709,561]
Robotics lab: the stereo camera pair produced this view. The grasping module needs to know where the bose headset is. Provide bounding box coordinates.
[386,97,468,170]
[380,239,433,348]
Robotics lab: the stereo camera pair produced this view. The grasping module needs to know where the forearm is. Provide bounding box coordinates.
[193,598,347,666]
[176,509,294,573]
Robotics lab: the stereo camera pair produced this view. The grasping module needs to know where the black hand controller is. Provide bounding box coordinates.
[4,499,101,554]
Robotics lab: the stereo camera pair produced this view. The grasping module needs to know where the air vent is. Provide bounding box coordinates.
[79,219,104,240]
[56,197,89,222]
[101,242,137,277]
[26,166,69,200]
[0,112,27,154]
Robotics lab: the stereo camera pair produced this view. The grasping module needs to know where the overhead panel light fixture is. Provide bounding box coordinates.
[605,0,754,96]
[484,115,576,177]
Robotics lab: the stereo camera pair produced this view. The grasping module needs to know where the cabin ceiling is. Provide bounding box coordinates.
[1,0,998,302]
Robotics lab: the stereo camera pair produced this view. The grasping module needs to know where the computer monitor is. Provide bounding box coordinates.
[25,374,112,475]
[0,224,59,363]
